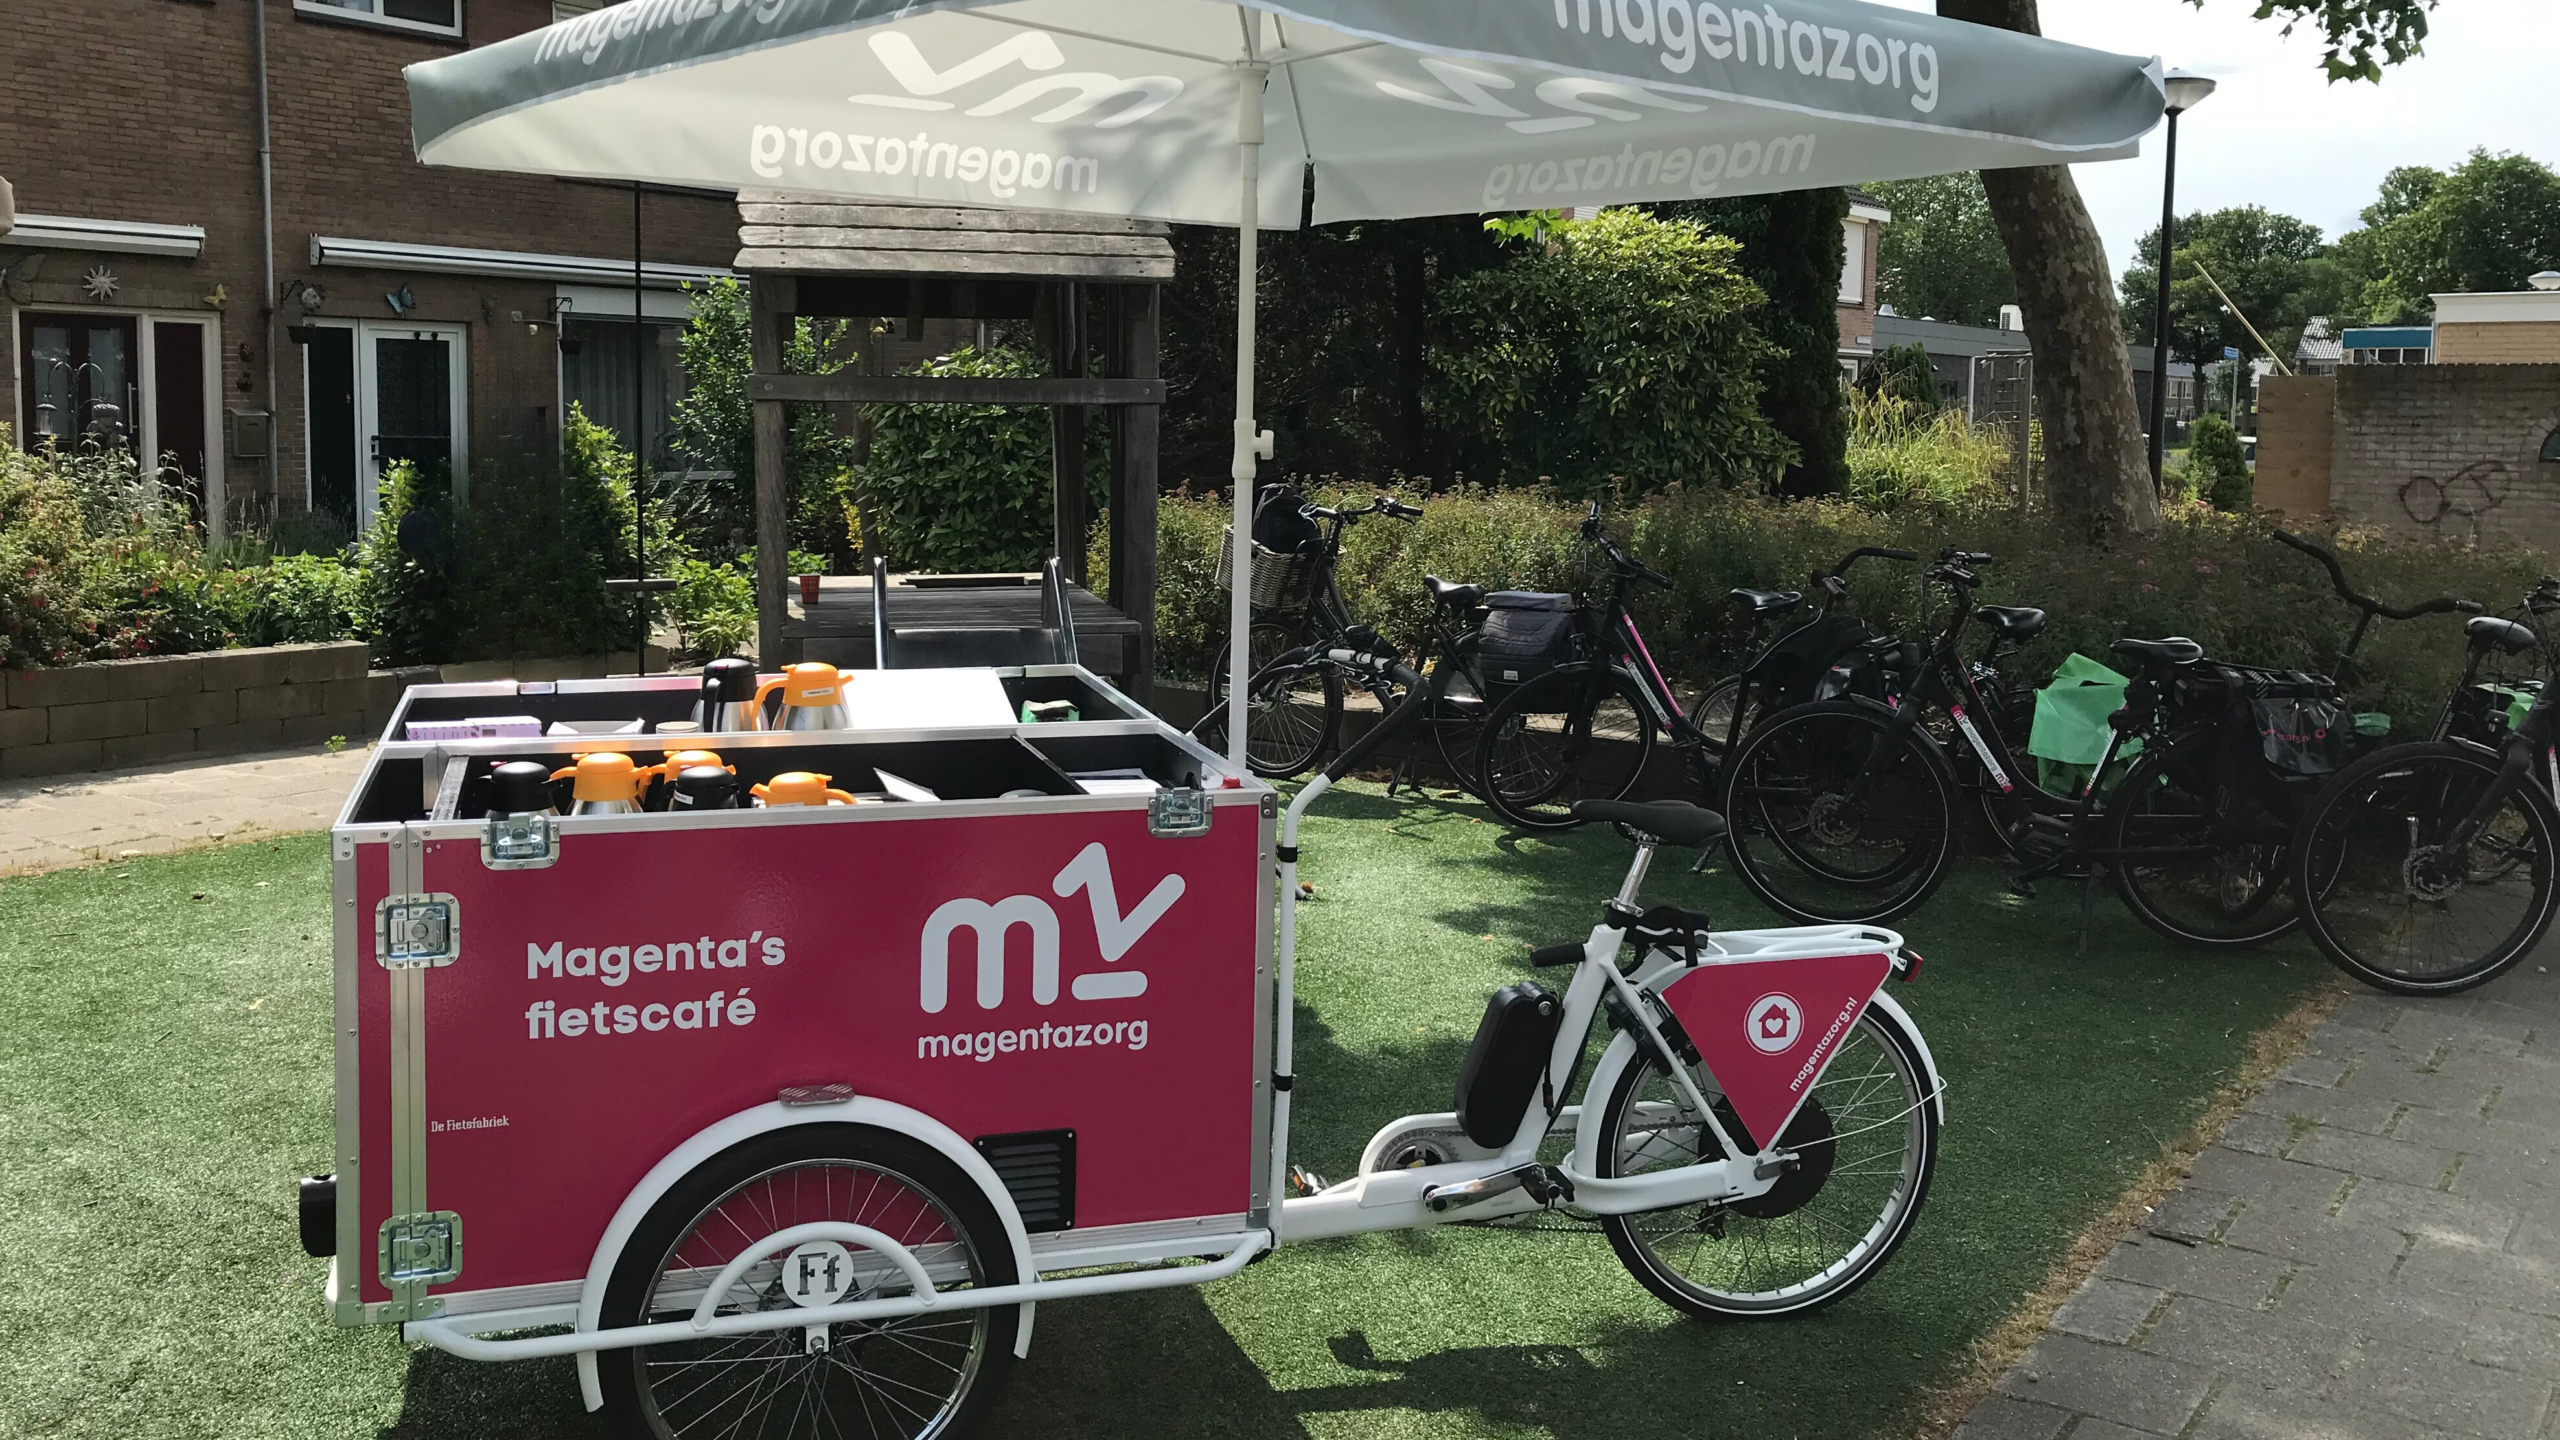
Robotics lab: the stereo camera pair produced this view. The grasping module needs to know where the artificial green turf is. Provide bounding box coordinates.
[0,790,2322,1440]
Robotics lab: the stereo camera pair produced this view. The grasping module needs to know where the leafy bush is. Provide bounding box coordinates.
[218,553,363,647]
[358,407,664,666]
[0,439,103,667]
[2187,413,2253,510]
[1149,484,2547,733]
[1861,343,1944,410]
[1429,208,1793,492]
[863,345,1107,573]
[1842,393,2013,511]
[667,276,860,559]
[667,556,756,658]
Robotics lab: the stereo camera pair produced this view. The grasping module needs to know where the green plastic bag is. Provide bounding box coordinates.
[2354,712,2392,739]
[2030,653,2140,795]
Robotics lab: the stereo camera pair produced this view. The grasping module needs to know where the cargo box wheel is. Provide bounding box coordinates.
[598,1124,1018,1440]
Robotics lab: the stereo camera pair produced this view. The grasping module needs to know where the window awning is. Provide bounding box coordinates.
[308,235,729,289]
[5,214,206,257]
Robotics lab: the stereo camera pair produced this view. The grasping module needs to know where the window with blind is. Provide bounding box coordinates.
[296,0,462,37]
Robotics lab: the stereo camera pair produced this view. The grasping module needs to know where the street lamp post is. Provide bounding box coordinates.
[2147,71,2217,488]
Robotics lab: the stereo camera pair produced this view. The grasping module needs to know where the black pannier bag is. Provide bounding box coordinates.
[1477,591,1581,690]
[1755,613,1877,709]
[2173,662,2351,779]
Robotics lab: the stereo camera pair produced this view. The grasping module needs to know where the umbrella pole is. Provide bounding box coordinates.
[1227,57,1270,771]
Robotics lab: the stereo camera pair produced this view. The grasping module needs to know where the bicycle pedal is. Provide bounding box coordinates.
[1289,1165,1330,1196]
[2007,878,2037,898]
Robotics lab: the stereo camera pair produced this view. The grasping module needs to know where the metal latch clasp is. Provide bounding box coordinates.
[482,812,559,869]
[1147,786,1212,837]
[379,1211,462,1286]
[376,895,461,968]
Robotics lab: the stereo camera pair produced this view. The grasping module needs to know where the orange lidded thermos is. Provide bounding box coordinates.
[550,752,648,816]
[750,771,859,808]
[751,663,852,731]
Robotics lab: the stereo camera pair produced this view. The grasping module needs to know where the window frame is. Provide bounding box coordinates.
[293,0,464,40]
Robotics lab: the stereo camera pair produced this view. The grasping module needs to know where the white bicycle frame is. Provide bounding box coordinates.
[407,736,1939,1381]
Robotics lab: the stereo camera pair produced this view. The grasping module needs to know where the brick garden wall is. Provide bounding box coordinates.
[2326,365,2560,550]
[0,643,430,780]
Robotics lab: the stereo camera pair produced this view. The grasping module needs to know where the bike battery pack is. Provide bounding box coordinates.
[1454,982,1563,1149]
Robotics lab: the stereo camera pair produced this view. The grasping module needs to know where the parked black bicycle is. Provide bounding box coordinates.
[1684,545,1919,757]
[2293,584,2560,995]
[1193,487,1499,788]
[1718,532,2479,939]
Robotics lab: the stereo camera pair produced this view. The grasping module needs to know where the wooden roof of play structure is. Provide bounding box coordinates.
[735,192,1174,281]
[732,197,1168,700]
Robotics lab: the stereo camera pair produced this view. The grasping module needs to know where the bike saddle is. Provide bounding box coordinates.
[2112,636,2205,667]
[1728,587,1806,617]
[2467,615,2539,655]
[1425,575,1488,611]
[1570,799,1728,848]
[1974,605,2048,641]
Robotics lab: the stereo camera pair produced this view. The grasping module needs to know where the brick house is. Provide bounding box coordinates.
[1835,190,1888,380]
[1,0,739,543]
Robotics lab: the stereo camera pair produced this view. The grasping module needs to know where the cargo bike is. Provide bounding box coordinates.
[299,648,1945,1437]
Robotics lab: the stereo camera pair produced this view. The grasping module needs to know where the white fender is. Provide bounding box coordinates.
[1568,989,1944,1177]
[571,1098,1039,1411]
[1864,990,1946,1123]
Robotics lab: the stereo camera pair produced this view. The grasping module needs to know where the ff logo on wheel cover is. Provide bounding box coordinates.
[1747,993,1804,1054]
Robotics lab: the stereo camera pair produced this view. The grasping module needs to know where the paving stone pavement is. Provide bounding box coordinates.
[0,743,373,877]
[1953,964,2560,1440]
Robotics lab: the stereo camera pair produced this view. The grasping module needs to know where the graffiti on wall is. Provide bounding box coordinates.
[2401,460,2517,544]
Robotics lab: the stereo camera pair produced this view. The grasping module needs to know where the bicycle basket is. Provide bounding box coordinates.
[1215,526,1319,611]
[1477,592,1582,690]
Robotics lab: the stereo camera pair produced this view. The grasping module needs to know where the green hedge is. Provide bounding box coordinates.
[1143,486,2551,734]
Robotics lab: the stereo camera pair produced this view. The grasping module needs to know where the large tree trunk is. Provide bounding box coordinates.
[1940,0,2160,539]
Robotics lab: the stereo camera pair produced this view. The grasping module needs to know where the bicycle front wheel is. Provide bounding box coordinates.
[1722,701,1956,924]
[2106,730,2302,948]
[1475,664,1655,831]
[1686,675,1760,756]
[1199,622,1341,779]
[2294,742,2560,995]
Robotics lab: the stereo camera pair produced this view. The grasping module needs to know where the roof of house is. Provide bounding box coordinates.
[1874,313,2195,377]
[2341,327,2434,349]
[732,193,1174,281]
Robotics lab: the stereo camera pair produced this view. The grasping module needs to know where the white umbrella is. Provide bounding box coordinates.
[407,0,2164,764]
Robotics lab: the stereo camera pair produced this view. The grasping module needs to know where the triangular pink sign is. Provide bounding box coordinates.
[1655,952,1896,1147]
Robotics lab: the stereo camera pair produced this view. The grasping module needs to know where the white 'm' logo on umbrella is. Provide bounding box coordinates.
[853,31,1183,129]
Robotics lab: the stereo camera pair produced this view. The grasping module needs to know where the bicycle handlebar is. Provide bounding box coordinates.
[1579,502,1670,588]
[1320,653,1429,781]
[1381,498,1424,520]
[1811,546,1918,589]
[2274,529,2481,620]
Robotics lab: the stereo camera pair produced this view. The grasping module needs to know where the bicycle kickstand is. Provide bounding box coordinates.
[1385,755,1411,797]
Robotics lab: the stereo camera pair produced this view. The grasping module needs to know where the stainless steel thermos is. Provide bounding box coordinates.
[696,657,761,733]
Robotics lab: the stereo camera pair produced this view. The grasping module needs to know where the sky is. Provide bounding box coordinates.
[1867,0,2560,276]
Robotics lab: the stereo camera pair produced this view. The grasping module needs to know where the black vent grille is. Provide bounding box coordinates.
[974,1129,1076,1232]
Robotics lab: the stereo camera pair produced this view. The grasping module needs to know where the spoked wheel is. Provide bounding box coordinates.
[1198,621,1341,778]
[2106,731,2302,948]
[1721,701,1956,924]
[1424,663,1494,797]
[1475,663,1655,830]
[1687,676,1760,756]
[1597,1006,1936,1319]
[599,1125,1017,1440]
[2293,741,2560,995]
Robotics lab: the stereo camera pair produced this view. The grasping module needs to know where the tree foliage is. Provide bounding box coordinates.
[2198,0,2435,82]
[861,346,1109,573]
[1427,208,1793,494]
[2118,205,2345,366]
[667,276,859,559]
[1868,173,2017,327]
[2331,150,2560,324]
[1664,189,1852,496]
[1861,343,1945,410]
